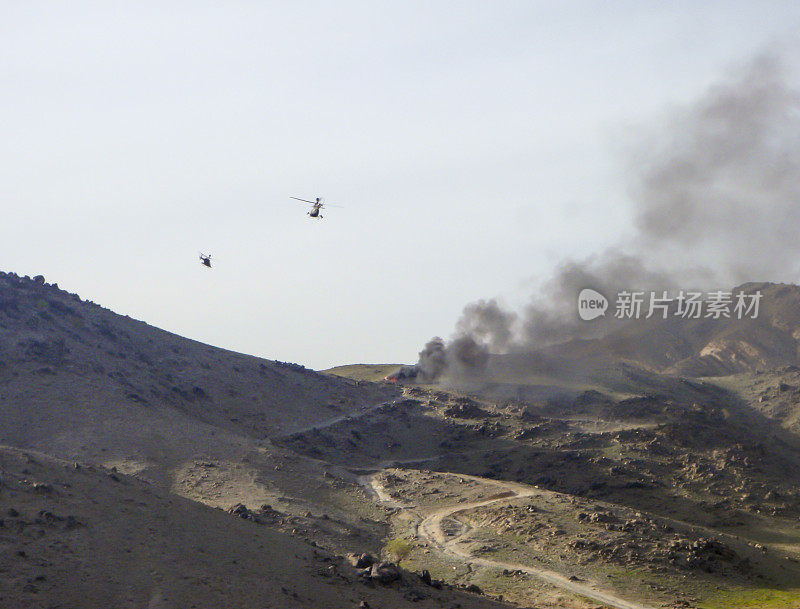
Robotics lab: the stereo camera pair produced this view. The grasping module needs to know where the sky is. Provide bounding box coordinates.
[2,1,800,369]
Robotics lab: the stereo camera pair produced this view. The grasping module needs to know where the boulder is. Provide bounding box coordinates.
[347,553,377,569]
[228,503,251,519]
[369,561,401,584]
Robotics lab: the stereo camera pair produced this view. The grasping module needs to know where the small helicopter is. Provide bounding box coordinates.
[199,253,212,268]
[290,196,342,218]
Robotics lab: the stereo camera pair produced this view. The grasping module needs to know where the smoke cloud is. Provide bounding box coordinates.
[418,54,800,380]
[416,337,447,382]
[415,335,490,381]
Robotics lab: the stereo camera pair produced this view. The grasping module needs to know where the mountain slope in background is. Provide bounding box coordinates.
[539,282,800,378]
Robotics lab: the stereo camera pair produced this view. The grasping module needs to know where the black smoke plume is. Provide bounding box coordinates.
[418,54,800,381]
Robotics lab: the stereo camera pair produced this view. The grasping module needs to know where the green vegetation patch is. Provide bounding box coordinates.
[701,587,800,609]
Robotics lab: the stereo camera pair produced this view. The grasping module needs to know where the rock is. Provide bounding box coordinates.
[369,561,401,584]
[347,553,377,569]
[582,511,617,524]
[228,503,251,519]
[36,510,64,524]
[443,402,491,419]
[465,583,482,594]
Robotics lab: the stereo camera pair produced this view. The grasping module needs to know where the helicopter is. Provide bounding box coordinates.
[290,196,342,218]
[199,253,212,268]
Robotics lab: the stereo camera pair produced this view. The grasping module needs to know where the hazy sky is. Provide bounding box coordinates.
[3,2,800,369]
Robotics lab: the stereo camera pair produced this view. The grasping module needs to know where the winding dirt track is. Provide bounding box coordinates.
[366,474,660,609]
[289,398,659,608]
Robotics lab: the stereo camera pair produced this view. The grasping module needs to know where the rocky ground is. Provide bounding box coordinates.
[282,378,800,608]
[0,445,514,609]
[5,273,800,608]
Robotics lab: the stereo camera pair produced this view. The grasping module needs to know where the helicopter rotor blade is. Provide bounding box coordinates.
[290,197,317,204]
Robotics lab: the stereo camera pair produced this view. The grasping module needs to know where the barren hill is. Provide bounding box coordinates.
[0,271,395,468]
[0,445,507,609]
[7,272,800,609]
[0,273,513,609]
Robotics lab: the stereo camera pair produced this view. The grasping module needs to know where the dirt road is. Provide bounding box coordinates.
[293,397,661,608]
[364,474,661,609]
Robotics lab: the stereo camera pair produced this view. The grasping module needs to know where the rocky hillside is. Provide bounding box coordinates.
[0,445,506,609]
[0,271,395,467]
